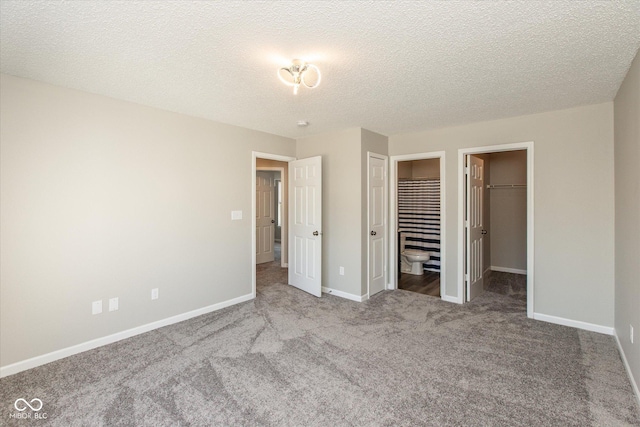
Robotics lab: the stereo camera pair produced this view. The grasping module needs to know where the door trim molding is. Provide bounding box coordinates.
[252,152,296,299]
[388,151,446,299]
[367,152,388,298]
[457,141,534,317]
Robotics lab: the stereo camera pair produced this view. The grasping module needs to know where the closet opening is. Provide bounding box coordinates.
[458,141,534,317]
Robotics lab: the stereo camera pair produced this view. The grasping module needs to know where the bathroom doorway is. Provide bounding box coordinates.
[389,152,446,299]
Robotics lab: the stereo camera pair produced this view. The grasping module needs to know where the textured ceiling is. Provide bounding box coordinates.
[1,1,639,138]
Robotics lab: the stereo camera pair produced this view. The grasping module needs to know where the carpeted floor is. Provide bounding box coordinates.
[1,261,638,426]
[485,270,527,302]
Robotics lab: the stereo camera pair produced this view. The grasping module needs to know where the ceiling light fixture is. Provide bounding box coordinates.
[278,59,321,95]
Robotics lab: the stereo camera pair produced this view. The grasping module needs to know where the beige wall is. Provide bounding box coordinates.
[411,158,440,179]
[397,159,440,179]
[398,161,413,179]
[296,128,363,297]
[295,128,388,298]
[489,150,527,271]
[256,159,288,265]
[389,102,615,327]
[614,49,640,391]
[0,74,295,366]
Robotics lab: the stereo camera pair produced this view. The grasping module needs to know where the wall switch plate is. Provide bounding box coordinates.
[231,210,242,220]
[92,300,102,315]
[339,266,345,276]
[109,297,119,312]
[151,288,159,300]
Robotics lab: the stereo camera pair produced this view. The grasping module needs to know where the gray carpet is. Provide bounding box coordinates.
[1,263,639,426]
[485,271,527,302]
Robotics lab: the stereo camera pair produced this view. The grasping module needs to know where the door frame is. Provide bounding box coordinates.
[388,151,447,300]
[367,152,388,298]
[457,141,534,317]
[252,152,296,299]
[256,167,285,267]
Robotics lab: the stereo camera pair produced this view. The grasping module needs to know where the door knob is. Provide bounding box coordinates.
[271,220,275,223]
[371,231,377,236]
[481,229,487,235]
[313,231,319,236]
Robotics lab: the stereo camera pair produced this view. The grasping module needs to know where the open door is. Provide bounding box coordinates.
[289,156,322,297]
[466,155,486,301]
[256,171,275,264]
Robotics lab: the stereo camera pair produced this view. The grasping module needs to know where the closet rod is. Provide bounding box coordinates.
[486,184,526,189]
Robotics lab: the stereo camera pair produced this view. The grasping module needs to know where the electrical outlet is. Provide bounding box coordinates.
[92,300,102,315]
[339,266,344,276]
[631,325,634,344]
[109,297,119,312]
[151,288,159,300]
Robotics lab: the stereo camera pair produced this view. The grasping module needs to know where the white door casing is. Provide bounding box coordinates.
[466,155,485,301]
[457,142,533,317]
[388,152,446,299]
[368,153,387,297]
[256,171,275,264]
[289,156,322,297]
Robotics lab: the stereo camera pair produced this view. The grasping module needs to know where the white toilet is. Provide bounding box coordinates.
[400,248,430,275]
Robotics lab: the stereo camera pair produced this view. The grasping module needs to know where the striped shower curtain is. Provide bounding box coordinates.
[398,179,441,272]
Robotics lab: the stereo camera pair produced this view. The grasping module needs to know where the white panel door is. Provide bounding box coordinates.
[256,171,275,264]
[288,156,322,297]
[466,155,485,301]
[368,154,387,297]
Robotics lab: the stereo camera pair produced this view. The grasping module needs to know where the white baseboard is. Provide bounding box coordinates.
[533,312,615,335]
[614,333,640,408]
[491,266,527,275]
[322,287,367,302]
[0,293,254,378]
[441,295,463,304]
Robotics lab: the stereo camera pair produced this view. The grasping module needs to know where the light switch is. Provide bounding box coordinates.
[231,210,243,220]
